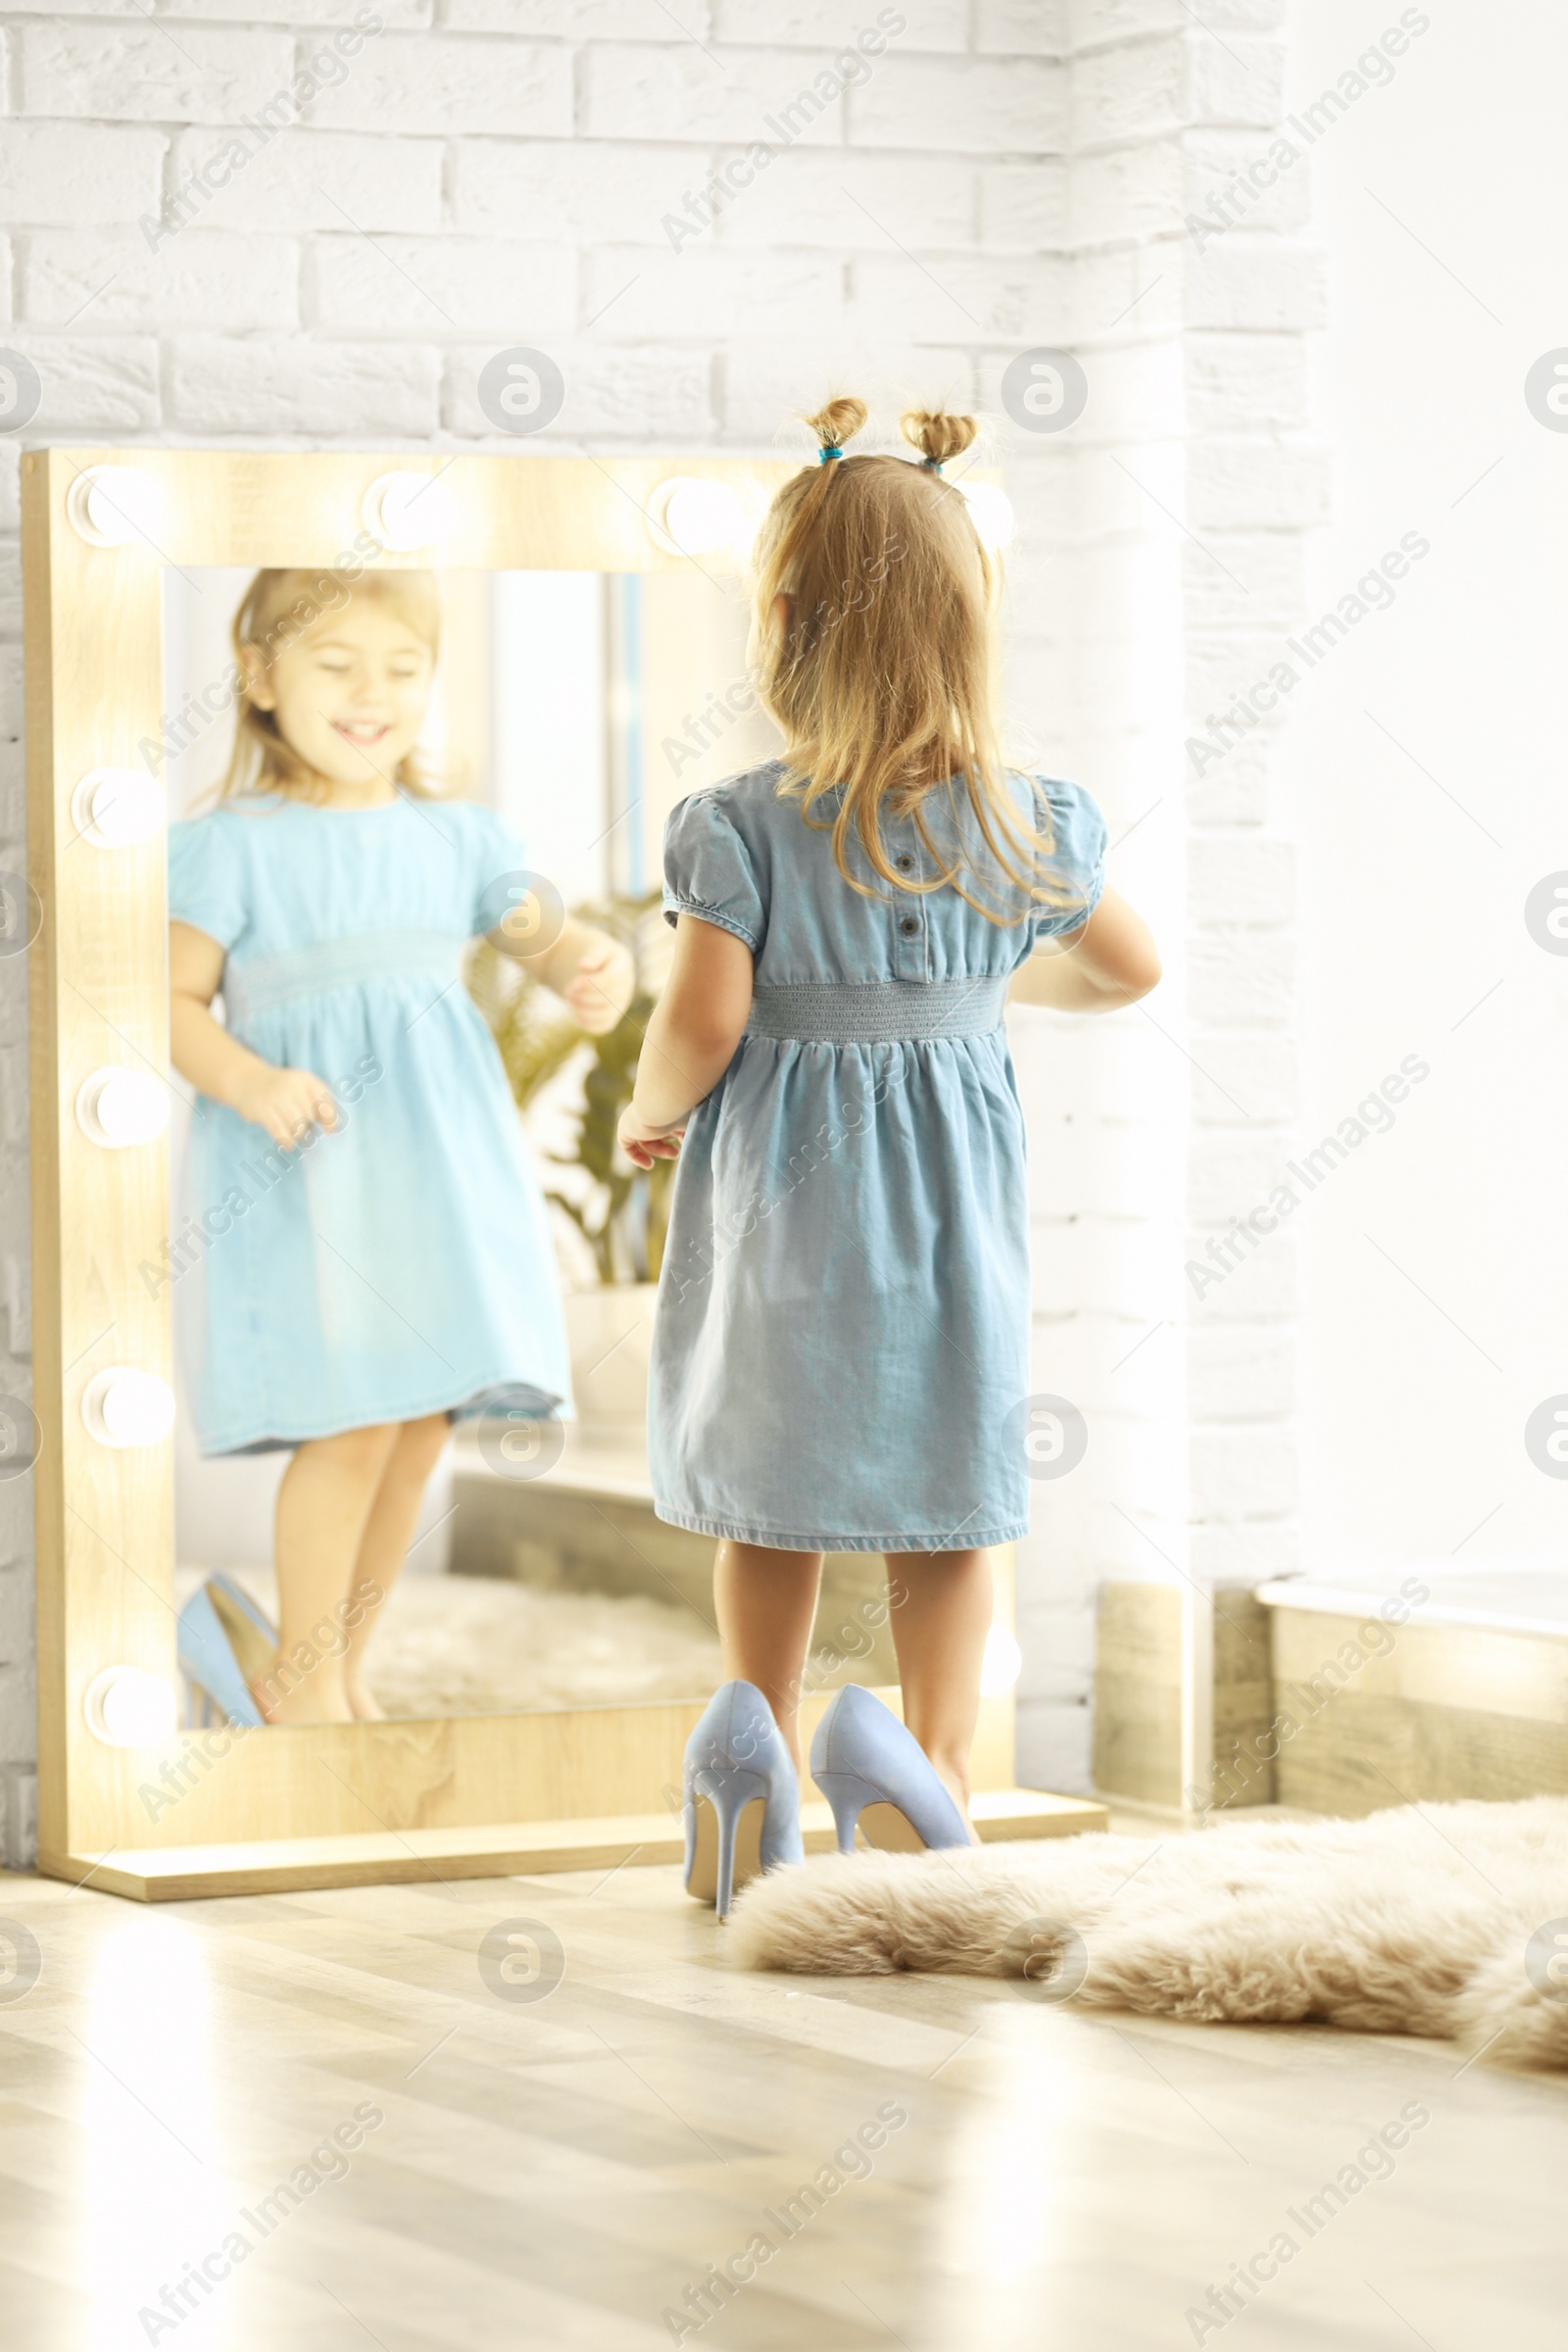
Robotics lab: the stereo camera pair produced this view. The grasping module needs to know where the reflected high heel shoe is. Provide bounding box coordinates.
[206,1573,279,1695]
[809,1683,972,1855]
[684,1681,804,1922]
[176,1584,266,1730]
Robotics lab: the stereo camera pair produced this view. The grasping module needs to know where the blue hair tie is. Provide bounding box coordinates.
[921,455,943,473]
[818,444,842,464]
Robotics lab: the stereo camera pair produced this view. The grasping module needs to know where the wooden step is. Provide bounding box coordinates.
[1255,1573,1568,1814]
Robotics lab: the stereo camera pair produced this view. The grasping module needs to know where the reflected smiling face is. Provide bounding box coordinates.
[242,598,436,799]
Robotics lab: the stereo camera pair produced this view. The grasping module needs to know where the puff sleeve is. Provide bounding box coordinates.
[1029,775,1108,945]
[662,792,765,954]
[167,814,249,954]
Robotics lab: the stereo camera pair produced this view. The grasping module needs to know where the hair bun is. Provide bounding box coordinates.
[803,395,868,453]
[900,408,979,468]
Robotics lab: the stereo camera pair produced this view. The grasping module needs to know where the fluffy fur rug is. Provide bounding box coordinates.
[727,1799,1568,2071]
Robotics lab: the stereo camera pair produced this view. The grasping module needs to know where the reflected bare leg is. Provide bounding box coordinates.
[712,1540,824,1773]
[341,1411,452,1719]
[261,1423,400,1724]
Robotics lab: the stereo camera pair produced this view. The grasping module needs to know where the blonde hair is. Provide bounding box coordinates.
[218,568,443,804]
[753,397,1061,925]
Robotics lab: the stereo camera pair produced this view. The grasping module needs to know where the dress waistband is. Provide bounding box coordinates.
[744,976,1008,1043]
[222,930,465,1024]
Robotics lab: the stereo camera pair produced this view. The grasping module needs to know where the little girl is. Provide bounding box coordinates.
[618,400,1160,1913]
[170,567,633,1724]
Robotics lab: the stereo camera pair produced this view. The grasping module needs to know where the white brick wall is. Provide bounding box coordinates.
[0,0,1316,1853]
[1005,0,1314,1792]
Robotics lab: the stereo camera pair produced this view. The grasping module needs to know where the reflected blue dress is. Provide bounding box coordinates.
[648,762,1107,1552]
[167,794,571,1455]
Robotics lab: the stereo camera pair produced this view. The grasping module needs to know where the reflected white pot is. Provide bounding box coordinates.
[562,1283,659,1426]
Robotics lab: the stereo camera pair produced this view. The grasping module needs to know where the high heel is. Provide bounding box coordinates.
[205,1573,279,1694]
[683,1681,804,1921]
[809,1683,971,1855]
[176,1584,266,1730]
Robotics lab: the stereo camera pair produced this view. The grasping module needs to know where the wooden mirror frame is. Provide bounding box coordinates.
[22,445,1102,1901]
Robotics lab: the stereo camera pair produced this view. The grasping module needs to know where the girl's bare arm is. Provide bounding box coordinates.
[499,913,635,1036]
[170,921,339,1148]
[1007,888,1161,1012]
[617,914,755,1167]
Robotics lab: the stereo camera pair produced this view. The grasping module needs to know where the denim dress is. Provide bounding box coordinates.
[167,795,571,1453]
[647,761,1107,1552]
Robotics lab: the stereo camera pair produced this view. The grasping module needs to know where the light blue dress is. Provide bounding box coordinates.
[648,762,1107,1552]
[167,794,571,1455]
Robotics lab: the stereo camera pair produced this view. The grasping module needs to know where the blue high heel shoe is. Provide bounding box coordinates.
[683,1681,804,1921]
[176,1583,267,1730]
[809,1683,972,1855]
[206,1572,279,1693]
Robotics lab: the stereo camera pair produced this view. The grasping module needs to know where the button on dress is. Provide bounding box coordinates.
[167,794,571,1455]
[648,762,1107,1552]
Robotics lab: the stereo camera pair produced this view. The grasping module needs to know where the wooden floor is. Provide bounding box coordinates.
[1,1823,1565,2349]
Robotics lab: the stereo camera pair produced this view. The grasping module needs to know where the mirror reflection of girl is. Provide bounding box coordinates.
[169,569,633,1725]
[619,401,1160,1912]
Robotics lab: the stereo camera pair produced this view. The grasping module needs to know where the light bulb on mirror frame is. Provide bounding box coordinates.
[980,1622,1023,1697]
[83,1665,177,1749]
[958,480,1015,553]
[363,469,459,553]
[76,1067,170,1150]
[81,1367,175,1450]
[66,465,167,550]
[72,766,166,850]
[645,475,749,559]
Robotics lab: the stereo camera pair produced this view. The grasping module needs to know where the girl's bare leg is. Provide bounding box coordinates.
[882,1546,994,1838]
[260,1423,400,1724]
[712,1540,824,1773]
[341,1411,452,1719]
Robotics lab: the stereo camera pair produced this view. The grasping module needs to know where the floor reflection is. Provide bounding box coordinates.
[83,1914,229,2350]
[174,1559,723,1719]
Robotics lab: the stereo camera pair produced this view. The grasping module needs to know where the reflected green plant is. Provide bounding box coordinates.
[467,891,674,1286]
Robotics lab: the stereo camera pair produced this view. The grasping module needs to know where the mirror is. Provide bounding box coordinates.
[158,564,896,1729]
[24,445,1051,1902]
